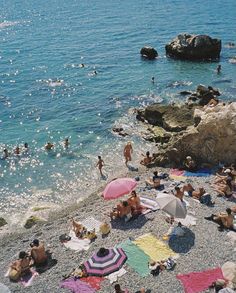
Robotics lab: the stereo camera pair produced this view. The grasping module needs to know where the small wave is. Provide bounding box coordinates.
[166,80,192,88]
[0,21,19,29]
[229,57,236,64]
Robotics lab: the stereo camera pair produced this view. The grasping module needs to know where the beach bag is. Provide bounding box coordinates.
[200,193,213,206]
[166,258,176,270]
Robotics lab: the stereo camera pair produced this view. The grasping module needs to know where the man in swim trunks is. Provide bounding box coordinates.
[30,239,48,266]
[205,208,234,230]
[123,142,133,166]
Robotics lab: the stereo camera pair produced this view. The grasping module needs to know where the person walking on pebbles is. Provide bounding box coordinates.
[96,155,105,177]
[123,141,133,167]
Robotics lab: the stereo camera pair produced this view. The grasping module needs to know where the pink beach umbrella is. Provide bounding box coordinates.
[102,177,137,200]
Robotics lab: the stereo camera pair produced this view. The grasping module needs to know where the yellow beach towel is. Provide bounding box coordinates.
[133,233,177,262]
[169,175,186,181]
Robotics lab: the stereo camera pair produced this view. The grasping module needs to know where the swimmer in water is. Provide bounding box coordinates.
[15,146,20,155]
[217,65,221,74]
[64,138,69,148]
[3,148,10,159]
[96,156,104,177]
[45,142,54,151]
[151,76,155,83]
[23,143,29,153]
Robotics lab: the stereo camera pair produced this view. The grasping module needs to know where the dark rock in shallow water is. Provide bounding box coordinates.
[179,90,192,96]
[24,216,44,229]
[140,46,158,60]
[165,33,221,60]
[0,217,7,227]
[141,104,196,132]
[187,85,221,106]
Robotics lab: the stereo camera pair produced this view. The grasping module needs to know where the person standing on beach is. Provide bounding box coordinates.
[123,141,133,166]
[97,156,104,177]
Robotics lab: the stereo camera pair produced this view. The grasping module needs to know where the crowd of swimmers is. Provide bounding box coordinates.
[2,138,70,160]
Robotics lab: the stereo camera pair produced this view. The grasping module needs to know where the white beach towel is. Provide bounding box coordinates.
[63,230,91,251]
[175,214,197,227]
[105,268,127,284]
[80,217,102,233]
[140,196,160,211]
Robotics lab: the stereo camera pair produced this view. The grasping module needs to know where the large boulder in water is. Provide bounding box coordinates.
[140,46,158,60]
[140,104,196,132]
[165,34,221,60]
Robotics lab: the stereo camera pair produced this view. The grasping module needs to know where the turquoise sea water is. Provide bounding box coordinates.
[0,0,236,219]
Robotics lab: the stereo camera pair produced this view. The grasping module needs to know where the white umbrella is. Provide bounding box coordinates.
[155,192,187,218]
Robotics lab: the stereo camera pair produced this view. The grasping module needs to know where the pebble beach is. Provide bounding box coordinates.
[0,167,235,293]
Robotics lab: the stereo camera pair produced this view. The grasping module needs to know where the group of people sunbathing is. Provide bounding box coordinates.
[213,166,236,198]
[110,190,142,221]
[8,239,48,281]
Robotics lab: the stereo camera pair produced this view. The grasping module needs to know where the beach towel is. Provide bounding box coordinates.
[133,233,177,262]
[170,169,185,176]
[20,269,39,287]
[80,217,102,233]
[184,168,212,177]
[105,268,127,283]
[61,278,96,293]
[117,239,150,277]
[63,230,91,251]
[176,267,224,293]
[80,276,104,290]
[175,214,197,227]
[140,196,160,212]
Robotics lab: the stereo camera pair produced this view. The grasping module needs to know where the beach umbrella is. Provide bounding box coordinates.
[102,177,137,200]
[83,247,127,276]
[155,192,187,219]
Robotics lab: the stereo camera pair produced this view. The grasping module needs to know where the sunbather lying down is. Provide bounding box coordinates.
[205,208,234,231]
[71,218,96,240]
[182,183,214,205]
[149,258,176,276]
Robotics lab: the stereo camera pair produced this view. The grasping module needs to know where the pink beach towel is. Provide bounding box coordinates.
[177,267,225,293]
[20,269,39,287]
[61,278,96,293]
[80,276,104,290]
[170,169,185,176]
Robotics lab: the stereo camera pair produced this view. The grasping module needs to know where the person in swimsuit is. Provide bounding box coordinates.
[9,251,32,281]
[96,156,104,177]
[30,239,48,266]
[123,142,133,166]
